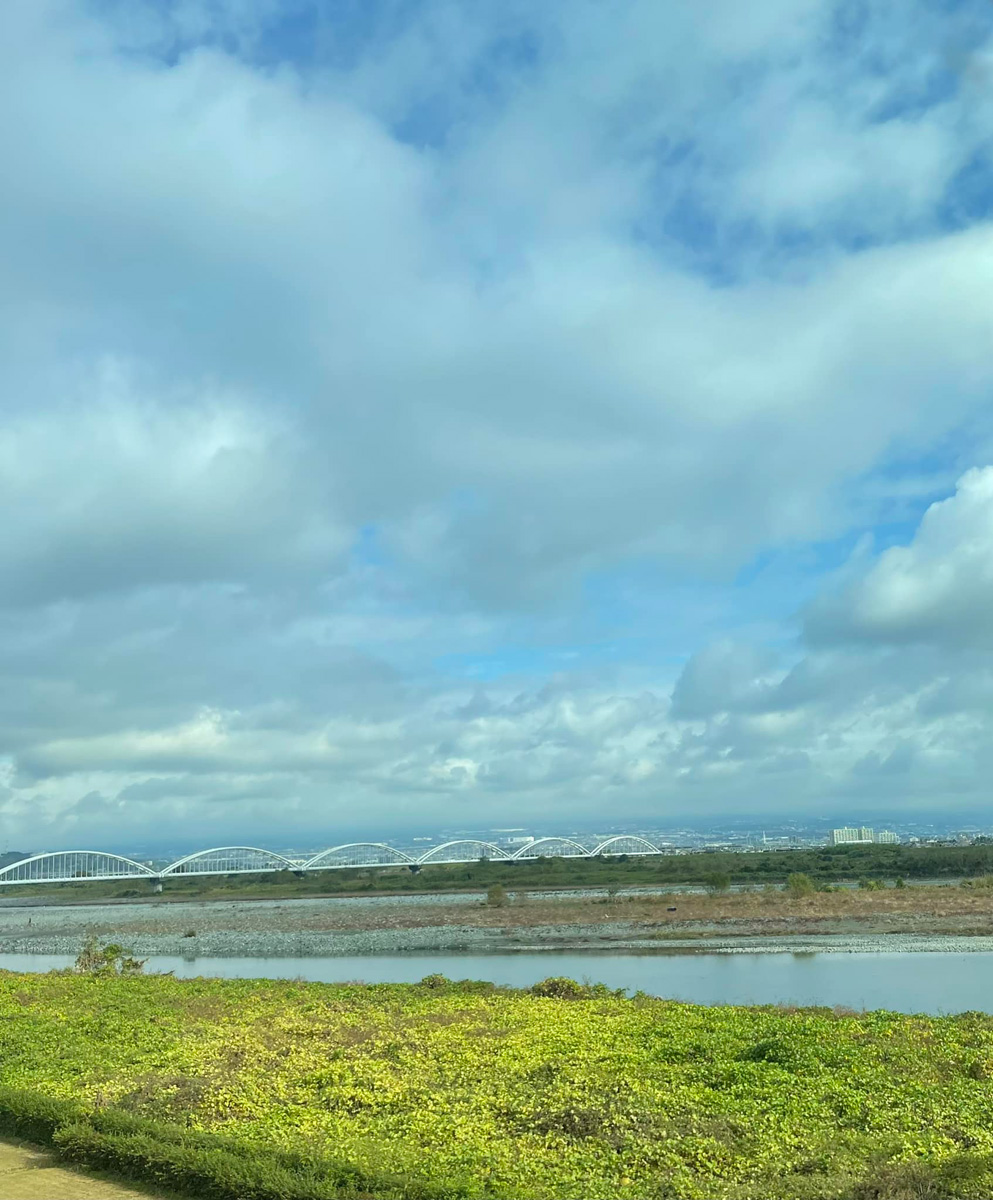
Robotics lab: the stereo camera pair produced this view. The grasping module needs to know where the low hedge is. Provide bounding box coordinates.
[0,1086,463,1200]
[54,1124,361,1200]
[0,1086,82,1145]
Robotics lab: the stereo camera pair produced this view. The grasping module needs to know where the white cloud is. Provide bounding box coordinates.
[669,642,783,720]
[734,97,960,235]
[0,361,343,603]
[808,467,993,647]
[1,0,993,845]
[1,1,991,609]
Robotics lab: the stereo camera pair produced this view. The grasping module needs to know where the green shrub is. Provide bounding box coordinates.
[0,1086,464,1200]
[417,974,499,995]
[0,1087,81,1145]
[530,977,588,999]
[702,871,732,895]
[739,1037,820,1074]
[485,883,508,908]
[852,1152,993,1199]
[54,1124,329,1200]
[785,873,816,898]
[74,936,145,976]
[0,1095,463,1200]
[55,1119,465,1200]
[420,972,449,989]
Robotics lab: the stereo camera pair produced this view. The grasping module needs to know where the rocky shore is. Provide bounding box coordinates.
[3,888,993,959]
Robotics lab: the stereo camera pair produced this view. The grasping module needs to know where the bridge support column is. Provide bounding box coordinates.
[149,879,163,893]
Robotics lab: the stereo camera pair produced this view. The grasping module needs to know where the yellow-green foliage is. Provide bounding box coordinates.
[1,971,993,1199]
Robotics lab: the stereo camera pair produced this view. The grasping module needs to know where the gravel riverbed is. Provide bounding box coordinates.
[0,895,633,957]
[2,893,993,958]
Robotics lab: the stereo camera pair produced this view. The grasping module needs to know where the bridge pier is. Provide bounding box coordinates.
[149,878,163,893]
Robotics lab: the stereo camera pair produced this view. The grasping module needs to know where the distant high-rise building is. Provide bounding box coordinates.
[875,830,899,845]
[831,827,874,845]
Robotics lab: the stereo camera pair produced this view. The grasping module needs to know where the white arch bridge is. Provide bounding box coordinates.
[0,836,670,887]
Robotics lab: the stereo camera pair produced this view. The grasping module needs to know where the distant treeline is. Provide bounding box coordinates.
[5,841,993,902]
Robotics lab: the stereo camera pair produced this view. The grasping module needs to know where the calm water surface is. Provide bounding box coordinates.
[1,949,990,1014]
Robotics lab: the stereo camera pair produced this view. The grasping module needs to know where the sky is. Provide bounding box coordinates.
[2,0,993,851]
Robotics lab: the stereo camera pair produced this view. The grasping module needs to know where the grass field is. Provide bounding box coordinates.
[1,970,993,1199]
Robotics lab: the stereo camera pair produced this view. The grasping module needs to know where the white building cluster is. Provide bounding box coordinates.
[831,827,900,846]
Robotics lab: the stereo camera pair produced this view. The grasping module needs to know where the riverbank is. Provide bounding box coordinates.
[2,885,993,958]
[2,971,992,1200]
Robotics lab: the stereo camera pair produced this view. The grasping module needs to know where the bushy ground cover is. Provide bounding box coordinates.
[1,970,993,1199]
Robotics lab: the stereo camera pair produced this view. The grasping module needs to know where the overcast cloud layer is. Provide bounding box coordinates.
[2,0,993,850]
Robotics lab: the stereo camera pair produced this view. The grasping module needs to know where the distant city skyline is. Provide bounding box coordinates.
[5,810,988,862]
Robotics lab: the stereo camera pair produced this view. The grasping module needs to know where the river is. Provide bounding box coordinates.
[1,948,990,1014]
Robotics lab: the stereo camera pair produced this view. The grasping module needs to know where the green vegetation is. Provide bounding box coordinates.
[785,873,816,898]
[73,936,145,977]
[3,969,993,1198]
[702,872,732,895]
[8,841,993,905]
[0,1087,449,1199]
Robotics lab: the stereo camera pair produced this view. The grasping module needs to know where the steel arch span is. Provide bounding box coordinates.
[416,840,510,864]
[0,833,678,887]
[512,837,589,860]
[590,835,662,856]
[160,846,299,876]
[304,843,415,870]
[0,851,155,885]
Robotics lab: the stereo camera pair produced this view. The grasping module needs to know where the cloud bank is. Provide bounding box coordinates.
[2,0,993,848]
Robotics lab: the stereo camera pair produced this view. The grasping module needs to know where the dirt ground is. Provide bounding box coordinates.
[570,886,993,938]
[93,884,993,937]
